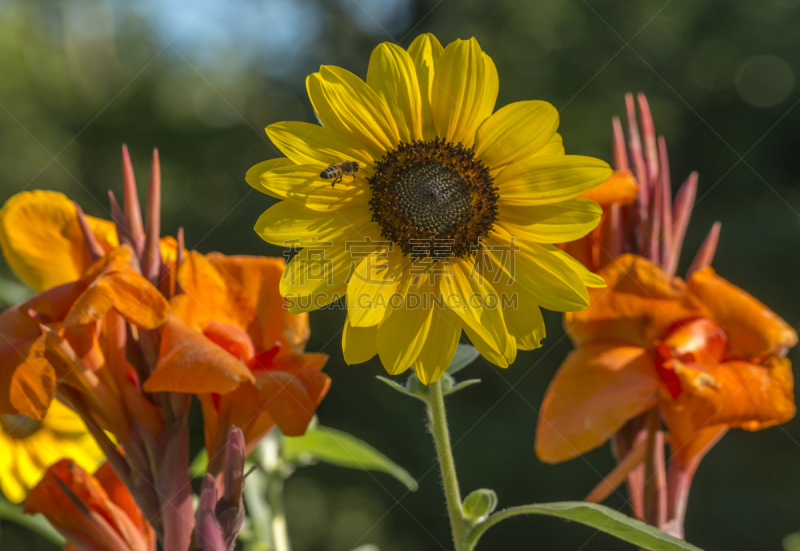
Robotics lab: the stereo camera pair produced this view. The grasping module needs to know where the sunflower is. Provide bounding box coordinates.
[0,398,103,502]
[247,34,611,383]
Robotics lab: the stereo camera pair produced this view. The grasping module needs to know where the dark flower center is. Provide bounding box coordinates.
[368,139,498,259]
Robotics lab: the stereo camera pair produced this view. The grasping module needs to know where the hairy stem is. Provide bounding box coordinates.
[426,379,468,551]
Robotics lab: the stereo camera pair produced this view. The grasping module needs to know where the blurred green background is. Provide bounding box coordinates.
[2,0,800,549]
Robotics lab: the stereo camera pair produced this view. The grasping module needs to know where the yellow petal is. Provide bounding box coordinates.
[502,294,546,351]
[536,133,565,157]
[253,164,369,211]
[280,238,360,301]
[495,155,613,206]
[0,191,115,291]
[499,198,602,243]
[376,273,434,375]
[307,66,399,154]
[342,320,378,364]
[536,342,658,463]
[246,159,295,192]
[265,122,375,166]
[407,33,444,141]
[431,38,498,147]
[474,100,559,171]
[549,245,607,288]
[442,260,514,367]
[346,252,401,327]
[488,227,589,312]
[255,200,372,245]
[367,43,423,142]
[414,303,461,384]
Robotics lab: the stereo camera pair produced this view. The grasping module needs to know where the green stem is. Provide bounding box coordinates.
[259,431,292,551]
[426,379,468,551]
[0,497,65,546]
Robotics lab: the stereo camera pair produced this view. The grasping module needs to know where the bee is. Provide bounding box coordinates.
[320,161,360,186]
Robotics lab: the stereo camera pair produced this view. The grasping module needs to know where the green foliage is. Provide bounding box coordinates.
[462,489,498,524]
[0,497,64,547]
[468,502,703,551]
[282,424,418,491]
[445,344,481,375]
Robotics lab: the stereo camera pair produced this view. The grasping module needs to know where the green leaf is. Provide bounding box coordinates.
[463,489,498,524]
[189,448,209,478]
[446,344,480,375]
[469,502,703,551]
[0,497,65,546]
[282,425,418,491]
[445,379,482,395]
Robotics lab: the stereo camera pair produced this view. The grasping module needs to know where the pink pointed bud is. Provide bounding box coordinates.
[648,167,662,264]
[658,137,674,268]
[73,203,105,262]
[216,427,247,548]
[665,172,698,277]
[194,474,226,551]
[109,191,143,273]
[142,149,162,284]
[625,93,648,196]
[612,117,629,171]
[686,222,721,278]
[637,94,659,187]
[121,145,145,256]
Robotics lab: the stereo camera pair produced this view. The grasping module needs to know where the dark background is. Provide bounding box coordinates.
[2,0,800,549]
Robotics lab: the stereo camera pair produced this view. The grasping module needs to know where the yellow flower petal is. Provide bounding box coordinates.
[307,66,399,154]
[246,158,296,192]
[346,252,401,327]
[254,200,372,245]
[549,246,607,288]
[499,198,602,243]
[431,38,498,147]
[407,33,444,141]
[0,191,117,291]
[443,260,514,367]
[252,164,369,211]
[376,274,434,375]
[474,100,559,171]
[489,227,589,312]
[495,155,613,206]
[536,133,565,157]
[265,121,376,166]
[367,43,423,143]
[502,293,546,351]
[414,303,461,384]
[342,320,378,364]
[280,239,360,301]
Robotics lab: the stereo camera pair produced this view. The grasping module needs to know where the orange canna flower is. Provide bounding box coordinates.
[24,459,156,551]
[536,254,796,464]
[559,170,638,273]
[144,251,330,468]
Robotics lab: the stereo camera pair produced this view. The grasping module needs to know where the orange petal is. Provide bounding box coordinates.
[0,191,117,292]
[23,459,148,551]
[93,462,155,548]
[687,266,797,358]
[0,307,54,418]
[566,254,708,348]
[144,316,254,394]
[257,369,331,436]
[670,356,795,431]
[171,251,255,333]
[536,341,658,463]
[578,170,639,208]
[208,253,310,355]
[102,269,170,329]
